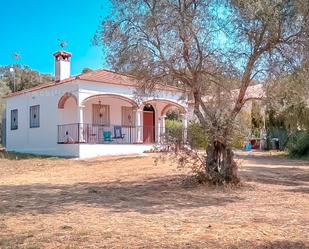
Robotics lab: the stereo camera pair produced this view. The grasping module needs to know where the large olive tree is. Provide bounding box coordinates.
[96,0,309,184]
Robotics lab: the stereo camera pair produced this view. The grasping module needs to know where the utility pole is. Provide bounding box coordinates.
[9,67,15,92]
[10,52,21,92]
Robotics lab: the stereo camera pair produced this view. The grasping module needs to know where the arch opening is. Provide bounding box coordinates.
[161,103,185,117]
[58,92,78,109]
[143,99,185,116]
[81,94,138,108]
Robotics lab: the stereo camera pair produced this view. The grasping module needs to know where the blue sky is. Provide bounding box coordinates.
[0,0,111,75]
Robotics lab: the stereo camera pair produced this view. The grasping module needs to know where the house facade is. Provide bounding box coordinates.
[5,51,188,158]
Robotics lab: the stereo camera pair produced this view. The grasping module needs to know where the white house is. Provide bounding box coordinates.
[4,51,188,158]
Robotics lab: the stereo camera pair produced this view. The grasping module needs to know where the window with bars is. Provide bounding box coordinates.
[11,109,18,130]
[122,106,135,127]
[92,104,110,125]
[30,105,40,128]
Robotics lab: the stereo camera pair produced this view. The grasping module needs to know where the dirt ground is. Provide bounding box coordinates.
[0,151,308,249]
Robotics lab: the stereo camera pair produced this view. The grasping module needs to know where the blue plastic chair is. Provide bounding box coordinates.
[245,143,252,151]
[103,131,112,142]
[113,126,125,142]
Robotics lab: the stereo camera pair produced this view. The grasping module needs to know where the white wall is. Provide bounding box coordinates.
[59,97,78,124]
[6,82,79,156]
[5,79,187,157]
[79,144,153,159]
[83,96,133,125]
[78,80,185,107]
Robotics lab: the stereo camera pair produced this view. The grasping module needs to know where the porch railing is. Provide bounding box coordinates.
[57,123,185,145]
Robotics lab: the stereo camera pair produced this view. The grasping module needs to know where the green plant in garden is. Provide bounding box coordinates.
[165,119,183,144]
[231,133,245,149]
[165,120,209,150]
[287,132,309,158]
[188,122,208,150]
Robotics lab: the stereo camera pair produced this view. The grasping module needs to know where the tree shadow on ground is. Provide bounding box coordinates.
[237,154,309,194]
[241,166,309,186]
[0,175,243,215]
[285,186,309,194]
[0,151,63,160]
[227,240,309,249]
[236,153,309,167]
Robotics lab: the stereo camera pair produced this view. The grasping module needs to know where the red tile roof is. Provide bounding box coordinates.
[188,83,265,105]
[4,77,76,99]
[53,51,72,58]
[77,69,139,86]
[4,69,184,99]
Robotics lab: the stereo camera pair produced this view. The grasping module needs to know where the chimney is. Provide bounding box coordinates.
[53,51,71,82]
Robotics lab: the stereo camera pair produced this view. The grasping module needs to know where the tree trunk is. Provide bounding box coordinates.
[205,141,239,184]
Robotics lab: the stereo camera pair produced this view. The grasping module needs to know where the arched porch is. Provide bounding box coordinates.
[57,93,187,146]
[142,99,188,143]
[80,94,139,144]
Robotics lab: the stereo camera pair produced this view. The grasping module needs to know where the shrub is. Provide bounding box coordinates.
[188,122,208,150]
[287,131,309,158]
[165,109,180,120]
[267,127,289,150]
[165,120,208,150]
[231,110,251,149]
[231,133,245,149]
[165,119,183,144]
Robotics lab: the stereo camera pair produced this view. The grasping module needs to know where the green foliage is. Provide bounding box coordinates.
[165,119,182,129]
[165,120,208,149]
[0,79,11,120]
[267,126,289,150]
[237,110,252,136]
[0,65,52,144]
[231,133,245,149]
[287,131,309,158]
[0,65,52,92]
[166,118,246,150]
[267,66,309,132]
[266,105,309,151]
[165,119,183,144]
[252,129,260,139]
[230,110,251,149]
[265,64,309,152]
[165,109,179,121]
[251,100,263,130]
[188,122,208,150]
[82,68,93,74]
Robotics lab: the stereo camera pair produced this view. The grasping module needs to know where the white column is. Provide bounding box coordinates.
[158,117,162,143]
[136,108,143,143]
[157,115,166,144]
[78,105,84,142]
[181,112,188,143]
[162,115,166,134]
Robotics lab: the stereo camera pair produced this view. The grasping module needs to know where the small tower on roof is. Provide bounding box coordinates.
[53,50,71,82]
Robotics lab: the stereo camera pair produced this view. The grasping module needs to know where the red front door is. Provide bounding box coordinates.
[143,112,154,143]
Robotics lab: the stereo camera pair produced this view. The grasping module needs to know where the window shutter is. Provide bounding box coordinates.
[11,109,18,130]
[92,104,110,125]
[122,106,135,126]
[30,105,40,128]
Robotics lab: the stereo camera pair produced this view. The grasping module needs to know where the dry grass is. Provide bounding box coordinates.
[0,152,308,249]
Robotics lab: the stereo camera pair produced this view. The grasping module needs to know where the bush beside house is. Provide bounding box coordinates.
[287,131,309,159]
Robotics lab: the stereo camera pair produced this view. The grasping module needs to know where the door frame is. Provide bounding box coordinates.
[143,105,155,143]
